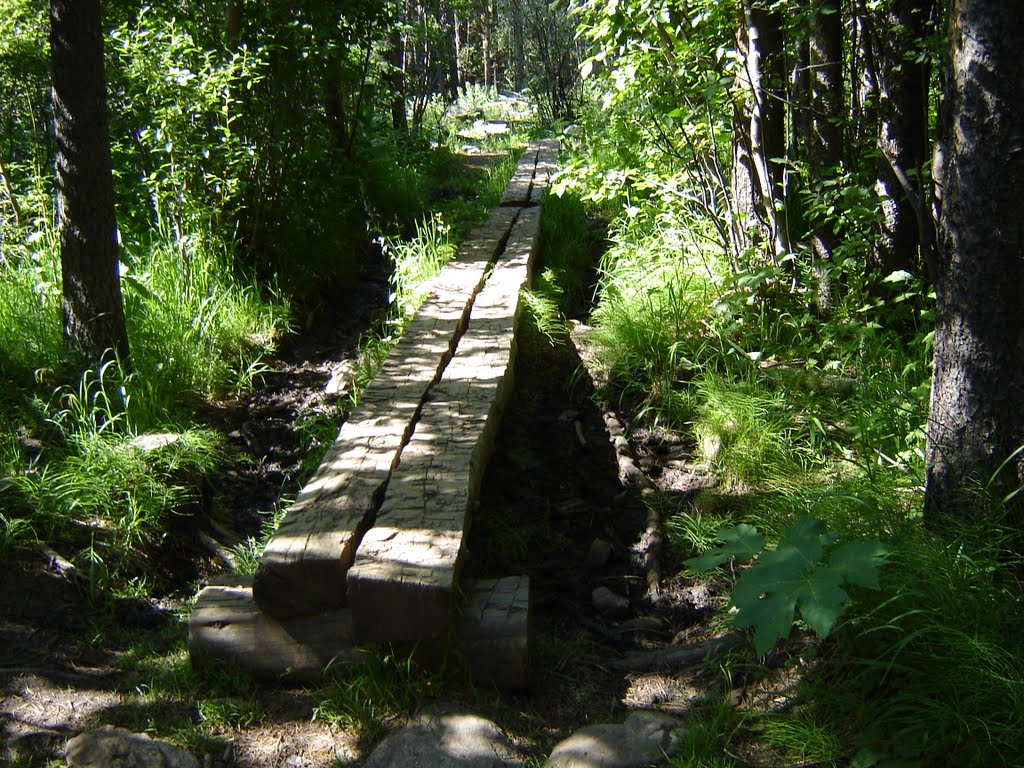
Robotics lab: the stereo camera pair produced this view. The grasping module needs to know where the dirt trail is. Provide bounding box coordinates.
[1,201,732,766]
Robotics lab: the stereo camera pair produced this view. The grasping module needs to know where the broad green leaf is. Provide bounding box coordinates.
[796,567,848,638]
[732,589,798,655]
[684,523,764,572]
[827,540,891,589]
[720,523,765,560]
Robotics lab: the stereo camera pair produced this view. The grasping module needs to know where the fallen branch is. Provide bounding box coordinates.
[608,634,740,673]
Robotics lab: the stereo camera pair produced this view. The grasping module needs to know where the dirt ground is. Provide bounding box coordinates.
[0,250,742,767]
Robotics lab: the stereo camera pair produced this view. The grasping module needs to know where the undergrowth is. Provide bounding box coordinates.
[555,88,1012,766]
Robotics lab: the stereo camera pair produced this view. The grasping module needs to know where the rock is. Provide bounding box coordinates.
[362,708,525,768]
[128,433,180,452]
[586,538,613,567]
[592,586,630,617]
[66,726,199,768]
[324,359,357,395]
[545,711,685,768]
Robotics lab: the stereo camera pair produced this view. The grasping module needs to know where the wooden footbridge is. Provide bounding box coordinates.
[189,140,559,690]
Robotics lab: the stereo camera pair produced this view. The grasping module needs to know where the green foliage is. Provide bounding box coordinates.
[123,233,291,404]
[314,647,436,744]
[666,695,742,768]
[694,376,813,488]
[589,211,715,424]
[805,524,1024,768]
[757,714,842,767]
[0,239,62,380]
[520,270,572,345]
[687,516,891,655]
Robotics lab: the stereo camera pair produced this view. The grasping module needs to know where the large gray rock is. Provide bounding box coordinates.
[66,726,199,768]
[545,711,684,768]
[363,709,525,768]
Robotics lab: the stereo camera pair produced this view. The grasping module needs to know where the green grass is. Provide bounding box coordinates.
[802,524,1024,768]
[95,621,262,754]
[693,375,813,490]
[314,647,439,747]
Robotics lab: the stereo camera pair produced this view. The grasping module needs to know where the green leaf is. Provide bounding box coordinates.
[727,517,881,653]
[827,540,891,589]
[796,567,848,637]
[732,588,799,655]
[684,523,764,572]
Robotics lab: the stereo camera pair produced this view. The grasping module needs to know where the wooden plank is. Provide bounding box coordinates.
[190,575,356,681]
[500,145,541,206]
[346,208,541,643]
[252,205,520,618]
[189,574,530,688]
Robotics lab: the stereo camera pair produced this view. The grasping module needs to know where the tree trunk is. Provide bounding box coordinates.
[388,26,408,132]
[481,0,493,88]
[869,0,935,278]
[924,0,1024,526]
[49,0,129,367]
[806,0,844,276]
[510,0,525,91]
[731,1,790,262]
[224,0,244,53]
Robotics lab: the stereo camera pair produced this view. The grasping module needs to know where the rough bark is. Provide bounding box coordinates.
[49,0,130,366]
[731,1,790,261]
[924,0,1024,525]
[224,0,243,53]
[388,26,408,132]
[806,0,844,275]
[870,0,935,278]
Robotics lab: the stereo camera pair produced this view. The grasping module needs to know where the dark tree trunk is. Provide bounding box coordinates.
[224,0,244,53]
[388,27,408,132]
[481,0,493,88]
[509,0,525,91]
[870,0,935,278]
[731,1,790,261]
[50,0,129,367]
[924,0,1024,526]
[807,0,844,272]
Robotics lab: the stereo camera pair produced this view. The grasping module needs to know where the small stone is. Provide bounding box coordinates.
[128,433,180,452]
[325,360,357,395]
[586,538,613,566]
[66,726,199,768]
[545,711,685,768]
[362,708,525,768]
[592,586,630,617]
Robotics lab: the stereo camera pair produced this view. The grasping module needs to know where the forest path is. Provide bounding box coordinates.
[1,139,735,768]
[189,141,559,683]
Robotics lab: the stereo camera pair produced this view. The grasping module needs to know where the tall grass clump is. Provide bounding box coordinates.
[539,190,601,318]
[693,375,812,489]
[589,232,712,425]
[123,231,290,407]
[803,521,1024,768]
[8,360,221,584]
[0,244,62,380]
[314,647,434,746]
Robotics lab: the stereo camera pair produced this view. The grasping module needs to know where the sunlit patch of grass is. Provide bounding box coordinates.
[693,375,811,490]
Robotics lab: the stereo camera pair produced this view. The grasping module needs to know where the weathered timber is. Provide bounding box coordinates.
[190,574,530,685]
[191,142,557,687]
[190,575,357,681]
[457,575,531,690]
[346,207,541,644]
[528,139,559,204]
[253,205,519,619]
[500,144,541,205]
